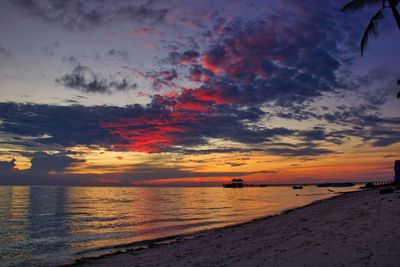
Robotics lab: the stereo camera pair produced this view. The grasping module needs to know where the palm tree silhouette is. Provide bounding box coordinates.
[341,0,400,56]
[397,79,400,98]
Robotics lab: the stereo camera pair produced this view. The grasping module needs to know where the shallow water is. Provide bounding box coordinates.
[0,186,358,266]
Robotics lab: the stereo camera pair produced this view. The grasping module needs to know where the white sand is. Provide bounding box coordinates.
[74,189,400,266]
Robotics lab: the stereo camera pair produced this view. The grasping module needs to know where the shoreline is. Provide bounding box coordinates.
[70,191,344,262]
[68,188,399,266]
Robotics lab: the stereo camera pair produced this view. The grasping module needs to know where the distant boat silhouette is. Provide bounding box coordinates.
[292,185,303,189]
[223,178,244,188]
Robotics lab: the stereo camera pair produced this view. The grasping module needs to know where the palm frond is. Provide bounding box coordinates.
[360,9,385,56]
[341,0,382,12]
[397,80,400,98]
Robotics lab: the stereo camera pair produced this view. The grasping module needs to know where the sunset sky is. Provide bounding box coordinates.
[0,0,399,186]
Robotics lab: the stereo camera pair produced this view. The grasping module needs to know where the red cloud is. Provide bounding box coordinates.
[191,88,230,105]
[102,93,212,153]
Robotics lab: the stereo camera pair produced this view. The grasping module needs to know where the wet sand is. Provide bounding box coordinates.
[73,188,400,267]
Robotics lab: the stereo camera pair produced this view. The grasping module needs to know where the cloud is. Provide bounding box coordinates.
[0,45,12,57]
[29,152,83,173]
[62,55,78,65]
[102,95,272,152]
[192,14,344,107]
[10,0,169,30]
[166,50,200,65]
[152,0,365,110]
[141,69,179,90]
[0,102,123,148]
[131,27,162,37]
[107,49,129,61]
[0,153,86,185]
[43,41,60,56]
[0,159,16,173]
[176,141,337,157]
[0,158,275,186]
[319,103,400,147]
[0,100,287,154]
[266,147,335,157]
[0,152,83,185]
[55,65,137,94]
[4,96,393,157]
[168,16,206,30]
[370,129,400,147]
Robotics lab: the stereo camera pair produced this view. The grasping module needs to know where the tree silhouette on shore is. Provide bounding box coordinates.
[341,0,400,56]
[397,80,400,98]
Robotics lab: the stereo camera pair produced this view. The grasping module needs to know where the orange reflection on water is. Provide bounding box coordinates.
[3,187,30,242]
[1,185,359,266]
[63,186,356,254]
[0,186,31,265]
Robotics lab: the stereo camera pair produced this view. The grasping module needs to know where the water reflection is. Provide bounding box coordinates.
[0,186,30,266]
[0,186,357,266]
[26,187,70,264]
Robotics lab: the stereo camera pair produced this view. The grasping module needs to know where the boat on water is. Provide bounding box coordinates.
[223,178,244,188]
[317,182,355,188]
[292,185,303,189]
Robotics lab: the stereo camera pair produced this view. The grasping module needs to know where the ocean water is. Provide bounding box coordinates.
[0,186,358,266]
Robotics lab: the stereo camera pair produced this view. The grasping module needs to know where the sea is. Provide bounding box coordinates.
[0,186,358,266]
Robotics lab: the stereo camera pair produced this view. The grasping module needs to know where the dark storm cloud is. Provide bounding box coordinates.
[0,159,16,173]
[1,95,366,156]
[157,0,364,109]
[55,65,137,94]
[29,152,83,173]
[191,13,344,107]
[300,128,327,142]
[0,100,295,154]
[0,152,85,185]
[0,102,134,148]
[102,95,290,152]
[10,0,169,30]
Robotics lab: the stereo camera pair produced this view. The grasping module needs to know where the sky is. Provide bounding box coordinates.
[0,0,399,186]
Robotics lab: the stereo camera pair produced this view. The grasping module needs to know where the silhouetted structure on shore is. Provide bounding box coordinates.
[395,160,400,183]
[223,178,244,188]
[317,182,355,188]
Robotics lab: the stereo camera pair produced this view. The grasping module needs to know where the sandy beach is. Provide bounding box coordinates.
[73,188,400,267]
